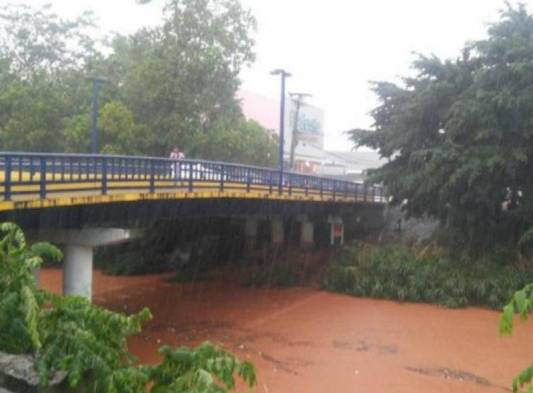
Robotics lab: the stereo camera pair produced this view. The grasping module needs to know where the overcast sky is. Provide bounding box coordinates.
[13,0,526,150]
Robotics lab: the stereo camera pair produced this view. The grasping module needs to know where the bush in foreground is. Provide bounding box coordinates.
[500,284,533,392]
[0,222,256,393]
[324,243,533,309]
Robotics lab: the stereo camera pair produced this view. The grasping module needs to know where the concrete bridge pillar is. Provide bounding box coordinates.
[297,215,314,249]
[328,216,344,246]
[244,217,258,254]
[39,228,133,300]
[63,245,93,298]
[271,217,284,246]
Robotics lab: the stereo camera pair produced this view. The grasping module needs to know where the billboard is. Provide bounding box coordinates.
[239,90,325,152]
[285,99,324,151]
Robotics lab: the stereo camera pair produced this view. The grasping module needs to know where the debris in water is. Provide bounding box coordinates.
[406,366,491,386]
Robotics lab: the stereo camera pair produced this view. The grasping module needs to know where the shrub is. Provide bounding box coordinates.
[0,222,256,393]
[242,262,301,287]
[499,284,533,392]
[324,242,533,309]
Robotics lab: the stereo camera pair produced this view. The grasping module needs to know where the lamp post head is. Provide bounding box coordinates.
[86,75,110,84]
[270,69,292,78]
[289,92,312,99]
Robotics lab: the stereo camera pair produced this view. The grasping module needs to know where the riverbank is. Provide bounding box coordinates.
[41,268,533,393]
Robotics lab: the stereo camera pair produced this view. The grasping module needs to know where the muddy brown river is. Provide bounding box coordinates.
[41,268,532,393]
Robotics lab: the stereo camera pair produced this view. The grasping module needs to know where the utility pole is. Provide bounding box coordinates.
[87,76,109,154]
[288,92,311,171]
[271,69,291,193]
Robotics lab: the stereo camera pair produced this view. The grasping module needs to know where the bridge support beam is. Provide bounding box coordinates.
[39,228,134,300]
[297,215,314,249]
[328,216,344,246]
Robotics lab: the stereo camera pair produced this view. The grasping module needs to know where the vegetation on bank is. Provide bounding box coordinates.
[242,262,305,288]
[324,243,533,309]
[0,222,256,393]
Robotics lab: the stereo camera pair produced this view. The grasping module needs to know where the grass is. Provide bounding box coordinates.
[323,243,533,309]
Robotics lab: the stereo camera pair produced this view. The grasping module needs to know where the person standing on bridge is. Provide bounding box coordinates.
[170,146,182,178]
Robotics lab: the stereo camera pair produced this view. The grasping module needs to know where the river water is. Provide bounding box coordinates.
[41,268,532,393]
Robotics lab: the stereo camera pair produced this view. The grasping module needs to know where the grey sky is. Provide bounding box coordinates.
[11,0,524,150]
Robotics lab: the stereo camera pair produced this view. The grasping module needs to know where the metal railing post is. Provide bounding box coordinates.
[4,156,11,201]
[60,158,65,181]
[149,160,155,193]
[188,162,193,192]
[320,178,323,198]
[30,158,35,180]
[39,158,47,199]
[102,157,108,195]
[246,168,251,192]
[220,164,225,192]
[278,170,283,195]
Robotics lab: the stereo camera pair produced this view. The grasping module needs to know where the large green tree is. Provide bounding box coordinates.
[97,0,258,157]
[0,1,277,166]
[0,4,96,152]
[351,4,533,253]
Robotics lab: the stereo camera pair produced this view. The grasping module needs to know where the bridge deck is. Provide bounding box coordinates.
[0,153,385,212]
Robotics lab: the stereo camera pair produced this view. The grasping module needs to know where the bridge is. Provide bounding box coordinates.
[0,152,384,210]
[0,152,385,299]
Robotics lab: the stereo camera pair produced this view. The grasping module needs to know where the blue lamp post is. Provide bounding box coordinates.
[87,76,108,154]
[271,69,291,193]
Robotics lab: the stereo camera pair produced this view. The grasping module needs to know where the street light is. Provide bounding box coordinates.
[271,69,291,193]
[86,76,109,154]
[288,92,312,171]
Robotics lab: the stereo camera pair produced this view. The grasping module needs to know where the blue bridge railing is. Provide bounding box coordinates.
[0,152,384,203]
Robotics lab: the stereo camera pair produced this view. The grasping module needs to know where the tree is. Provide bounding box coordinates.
[102,0,257,156]
[0,4,97,152]
[0,3,97,78]
[0,1,276,168]
[64,101,143,154]
[189,118,277,166]
[350,4,533,253]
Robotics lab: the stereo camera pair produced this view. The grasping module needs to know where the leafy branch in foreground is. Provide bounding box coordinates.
[500,284,533,393]
[0,222,256,393]
[149,343,256,393]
